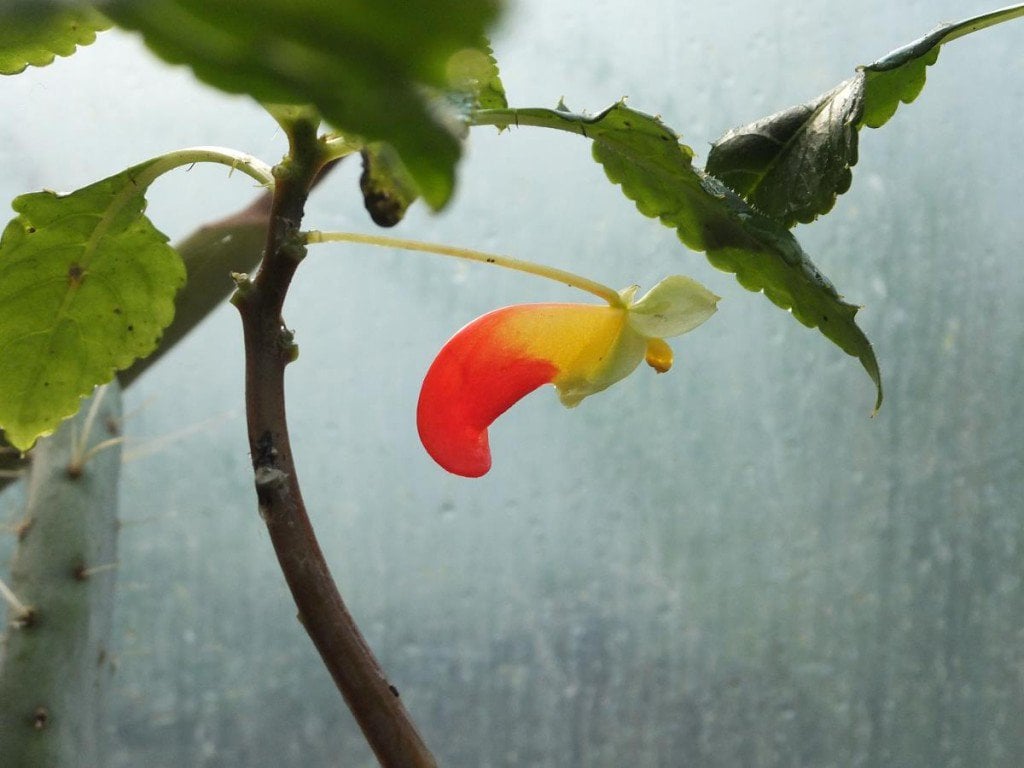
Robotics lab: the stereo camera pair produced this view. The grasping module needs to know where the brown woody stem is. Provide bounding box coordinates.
[231,119,436,768]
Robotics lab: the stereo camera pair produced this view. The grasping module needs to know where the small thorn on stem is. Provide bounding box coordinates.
[66,385,124,477]
[0,576,34,626]
[15,517,34,541]
[72,562,120,581]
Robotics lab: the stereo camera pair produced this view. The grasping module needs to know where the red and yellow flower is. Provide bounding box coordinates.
[417,275,719,476]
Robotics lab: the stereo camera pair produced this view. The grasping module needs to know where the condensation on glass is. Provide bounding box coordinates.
[1,2,1022,766]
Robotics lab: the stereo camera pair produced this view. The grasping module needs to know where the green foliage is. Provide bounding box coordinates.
[858,50,934,132]
[0,161,185,451]
[860,5,1024,128]
[446,41,507,111]
[706,5,1024,227]
[355,40,505,226]
[120,191,272,387]
[0,5,109,75]
[97,0,502,210]
[474,103,882,410]
[705,78,862,227]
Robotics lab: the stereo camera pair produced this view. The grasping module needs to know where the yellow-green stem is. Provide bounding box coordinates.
[137,146,275,189]
[304,230,626,307]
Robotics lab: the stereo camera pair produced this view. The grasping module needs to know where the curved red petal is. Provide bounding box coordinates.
[417,308,558,477]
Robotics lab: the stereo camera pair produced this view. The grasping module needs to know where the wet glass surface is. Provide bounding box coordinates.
[2,2,1023,765]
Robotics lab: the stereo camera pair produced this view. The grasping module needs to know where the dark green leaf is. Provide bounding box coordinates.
[0,161,186,450]
[706,4,1024,225]
[706,76,863,227]
[474,103,882,411]
[98,0,503,210]
[359,144,420,228]
[0,5,109,75]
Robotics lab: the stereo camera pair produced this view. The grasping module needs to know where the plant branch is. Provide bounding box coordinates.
[231,121,436,768]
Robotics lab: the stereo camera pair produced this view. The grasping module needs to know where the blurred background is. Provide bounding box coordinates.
[2,1,1022,765]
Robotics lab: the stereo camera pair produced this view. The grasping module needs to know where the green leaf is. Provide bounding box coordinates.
[0,161,186,450]
[357,40,503,224]
[858,50,933,131]
[120,190,272,387]
[705,76,863,227]
[98,0,503,210]
[705,5,1024,226]
[0,6,109,75]
[359,144,420,228]
[448,40,507,111]
[860,4,1024,128]
[474,103,882,411]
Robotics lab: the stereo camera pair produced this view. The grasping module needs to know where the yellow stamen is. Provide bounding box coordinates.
[645,338,673,373]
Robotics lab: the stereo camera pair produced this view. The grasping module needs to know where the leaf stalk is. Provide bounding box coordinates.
[305,230,626,307]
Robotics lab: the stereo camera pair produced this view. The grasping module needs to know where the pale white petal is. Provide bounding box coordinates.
[626,275,719,338]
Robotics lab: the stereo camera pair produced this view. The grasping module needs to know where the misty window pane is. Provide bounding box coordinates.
[2,2,1022,766]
